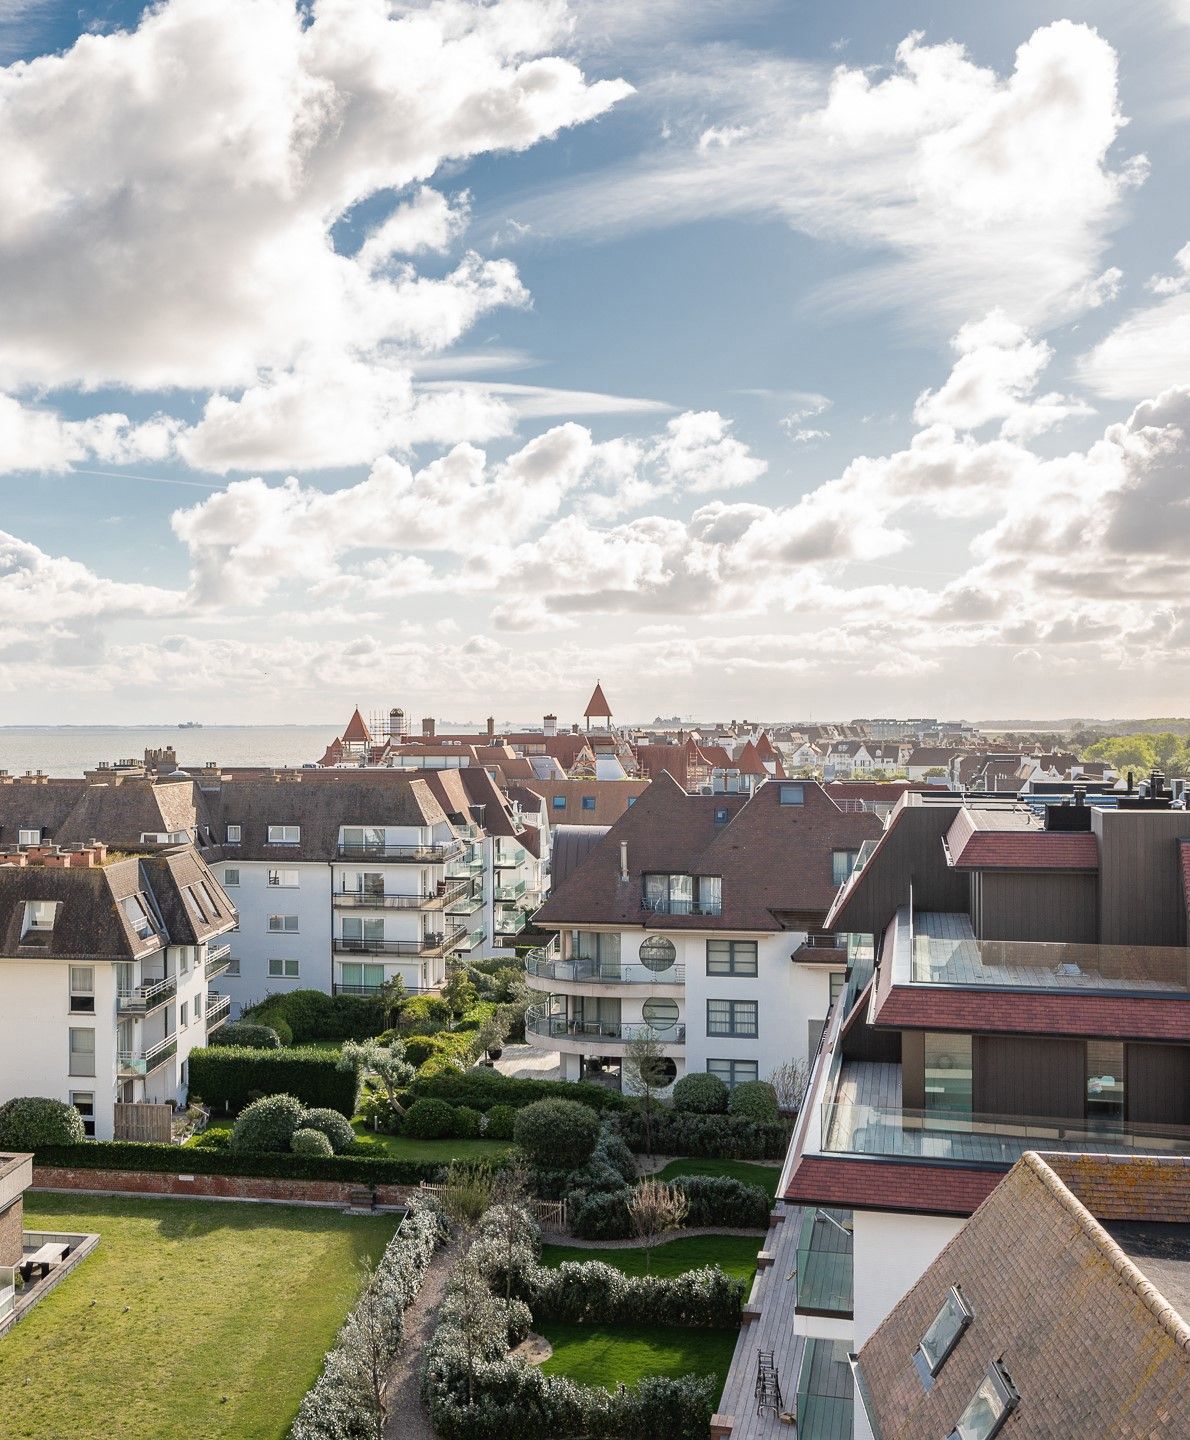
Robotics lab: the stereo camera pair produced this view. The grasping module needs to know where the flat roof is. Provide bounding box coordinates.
[1106,1220,1190,1320]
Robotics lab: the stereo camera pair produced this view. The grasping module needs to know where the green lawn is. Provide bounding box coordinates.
[540,1233,760,1286]
[0,1195,398,1440]
[349,1120,511,1162]
[538,1322,739,1391]
[654,1157,782,1195]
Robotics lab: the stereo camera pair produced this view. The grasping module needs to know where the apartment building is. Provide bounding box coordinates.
[0,841,234,1140]
[762,790,1190,1440]
[529,774,881,1092]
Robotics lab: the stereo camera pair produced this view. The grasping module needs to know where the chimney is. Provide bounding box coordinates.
[620,841,629,882]
[486,716,495,739]
[422,717,436,738]
[544,713,557,737]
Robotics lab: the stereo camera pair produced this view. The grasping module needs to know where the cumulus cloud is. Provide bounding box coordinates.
[1078,243,1190,399]
[0,394,182,473]
[0,529,184,626]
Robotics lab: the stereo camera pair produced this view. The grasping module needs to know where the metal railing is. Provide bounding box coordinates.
[494,879,527,902]
[336,840,464,862]
[332,981,444,997]
[526,954,685,986]
[526,1010,686,1044]
[642,896,723,917]
[494,846,526,868]
[116,974,176,1014]
[494,908,528,935]
[333,878,473,909]
[204,994,231,1030]
[117,1033,178,1077]
[333,927,469,957]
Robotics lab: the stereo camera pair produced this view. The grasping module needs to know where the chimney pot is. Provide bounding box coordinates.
[619,840,629,882]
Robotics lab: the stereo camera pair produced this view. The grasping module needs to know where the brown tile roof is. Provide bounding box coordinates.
[1045,1153,1190,1225]
[341,708,372,744]
[584,681,612,718]
[872,983,1190,1041]
[734,738,769,777]
[945,809,1099,870]
[534,774,881,932]
[854,1153,1190,1440]
[523,780,649,827]
[783,1155,1000,1215]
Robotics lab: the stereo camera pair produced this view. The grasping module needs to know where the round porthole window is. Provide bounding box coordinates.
[643,997,679,1031]
[639,934,676,971]
[641,1056,678,1088]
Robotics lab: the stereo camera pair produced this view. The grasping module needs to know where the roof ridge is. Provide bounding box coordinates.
[1020,1151,1190,1354]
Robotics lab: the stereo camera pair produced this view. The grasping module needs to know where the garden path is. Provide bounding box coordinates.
[382,1242,457,1440]
[549,1226,766,1249]
[491,1043,561,1080]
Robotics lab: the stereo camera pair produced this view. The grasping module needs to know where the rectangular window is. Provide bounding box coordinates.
[267,914,299,933]
[267,868,300,888]
[223,868,240,887]
[697,875,722,915]
[714,806,729,824]
[831,849,860,885]
[22,899,59,937]
[706,939,758,977]
[69,1027,96,1077]
[225,824,241,844]
[195,992,203,1018]
[18,828,41,846]
[914,1287,972,1387]
[180,1001,188,1027]
[341,826,385,851]
[69,965,95,1014]
[779,783,805,805]
[121,894,156,940]
[707,999,758,1038]
[707,1058,759,1089]
[342,917,384,945]
[581,796,597,811]
[226,956,241,976]
[1087,1038,1125,1121]
[569,931,621,970]
[340,962,385,991]
[924,1033,973,1113]
[552,795,567,810]
[829,971,847,1004]
[267,824,300,844]
[358,872,385,898]
[949,1363,1017,1440]
[268,958,300,978]
[70,1091,96,1139]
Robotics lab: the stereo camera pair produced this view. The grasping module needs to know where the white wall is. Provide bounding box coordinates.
[851,1209,964,1348]
[218,860,332,1012]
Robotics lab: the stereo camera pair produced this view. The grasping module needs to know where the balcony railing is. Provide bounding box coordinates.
[336,840,464,862]
[793,934,847,962]
[447,889,484,916]
[494,847,526,868]
[204,994,231,1031]
[460,927,486,950]
[333,927,469,958]
[332,982,446,997]
[116,974,176,1015]
[494,879,527,902]
[332,878,473,910]
[204,944,232,979]
[527,954,686,986]
[643,897,722,917]
[822,1101,1190,1166]
[526,1011,686,1045]
[117,1033,178,1077]
[494,908,528,936]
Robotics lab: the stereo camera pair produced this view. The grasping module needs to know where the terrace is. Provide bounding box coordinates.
[526,952,686,988]
[332,926,468,959]
[332,878,474,910]
[335,840,463,862]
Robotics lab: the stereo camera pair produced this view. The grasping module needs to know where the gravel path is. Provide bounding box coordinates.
[492,1043,561,1080]
[382,1243,457,1440]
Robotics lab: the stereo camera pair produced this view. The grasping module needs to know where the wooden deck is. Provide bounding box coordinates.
[715,1205,804,1440]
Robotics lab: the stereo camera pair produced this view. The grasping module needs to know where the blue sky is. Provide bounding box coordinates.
[2,0,1189,724]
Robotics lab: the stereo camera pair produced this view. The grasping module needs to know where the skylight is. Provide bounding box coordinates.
[949,1362,1018,1440]
[914,1286,971,1388]
[20,899,59,939]
[121,893,157,941]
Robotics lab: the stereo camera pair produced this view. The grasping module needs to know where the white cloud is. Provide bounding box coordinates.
[355,188,471,269]
[1078,243,1190,399]
[0,393,182,473]
[0,529,183,626]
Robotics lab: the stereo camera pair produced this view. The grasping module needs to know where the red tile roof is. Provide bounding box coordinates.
[584,681,612,718]
[783,1155,1001,1215]
[949,830,1099,870]
[873,983,1190,1041]
[341,707,372,744]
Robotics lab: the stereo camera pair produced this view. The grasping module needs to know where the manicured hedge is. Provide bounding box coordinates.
[615,1108,791,1160]
[0,1096,85,1149]
[188,1046,360,1117]
[406,1066,629,1114]
[32,1140,447,1186]
[244,988,386,1043]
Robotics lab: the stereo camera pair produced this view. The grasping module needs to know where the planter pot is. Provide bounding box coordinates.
[486,1047,503,1061]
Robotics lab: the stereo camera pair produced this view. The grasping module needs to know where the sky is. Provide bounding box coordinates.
[2,0,1190,726]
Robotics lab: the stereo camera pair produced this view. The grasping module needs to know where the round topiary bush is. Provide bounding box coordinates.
[291,1127,335,1158]
[451,1105,481,1139]
[672,1072,729,1114]
[250,1009,294,1046]
[230,1093,305,1153]
[211,1021,281,1050]
[0,1096,85,1150]
[299,1107,356,1154]
[727,1080,779,1121]
[483,1103,517,1140]
[402,1097,457,1140]
[513,1098,600,1169]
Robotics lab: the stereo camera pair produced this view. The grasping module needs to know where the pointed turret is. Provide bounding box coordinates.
[583,680,613,731]
[342,707,372,746]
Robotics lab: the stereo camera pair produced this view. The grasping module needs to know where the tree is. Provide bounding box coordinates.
[623,1029,667,1156]
[442,969,477,1019]
[627,1178,689,1274]
[492,1161,537,1315]
[513,1098,599,1169]
[438,1161,498,1409]
[379,973,406,1030]
[339,1038,414,1120]
[767,1058,811,1114]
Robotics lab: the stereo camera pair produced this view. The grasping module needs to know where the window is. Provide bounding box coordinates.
[226,956,241,976]
[340,962,385,991]
[570,931,621,969]
[643,873,721,916]
[707,1058,758,1089]
[268,958,300,978]
[581,796,597,811]
[639,934,677,972]
[198,881,222,918]
[268,914,299,933]
[21,899,59,938]
[195,992,203,1018]
[267,824,300,844]
[831,849,860,885]
[18,827,42,846]
[924,1033,973,1113]
[914,1287,972,1387]
[267,868,299,888]
[121,894,156,940]
[626,796,637,806]
[552,795,567,811]
[642,997,679,1031]
[829,971,847,1004]
[357,872,385,898]
[70,1091,96,1139]
[69,966,95,1014]
[225,824,241,844]
[949,1363,1017,1440]
[343,917,384,945]
[707,999,758,1037]
[223,868,240,887]
[180,1001,188,1027]
[341,826,384,851]
[706,939,758,977]
[69,1027,96,1077]
[184,887,207,923]
[779,783,805,805]
[1087,1038,1125,1121]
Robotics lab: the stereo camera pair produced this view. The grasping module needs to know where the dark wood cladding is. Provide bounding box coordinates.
[1126,1042,1190,1125]
[829,803,968,934]
[973,1035,1085,1118]
[1094,809,1190,946]
[971,871,1098,943]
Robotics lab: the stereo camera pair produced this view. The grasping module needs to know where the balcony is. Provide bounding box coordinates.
[494,847,526,869]
[526,1009,685,1048]
[332,878,473,911]
[494,907,528,936]
[204,994,231,1032]
[793,934,848,964]
[333,927,469,959]
[117,1033,178,1077]
[116,975,176,1015]
[526,952,686,987]
[332,981,445,997]
[459,927,486,951]
[447,889,484,917]
[494,878,527,903]
[643,897,722,918]
[336,840,464,863]
[795,1207,853,1320]
[204,944,232,979]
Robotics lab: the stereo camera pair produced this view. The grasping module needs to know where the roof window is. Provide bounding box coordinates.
[779,783,805,805]
[121,893,157,941]
[914,1286,971,1388]
[949,1362,1018,1440]
[21,899,60,939]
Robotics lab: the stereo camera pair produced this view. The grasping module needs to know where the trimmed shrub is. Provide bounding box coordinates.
[678,1175,770,1229]
[727,1079,779,1121]
[483,1104,517,1140]
[209,1021,281,1050]
[402,1098,457,1140]
[291,1127,334,1158]
[244,988,385,1043]
[0,1096,84,1150]
[190,1128,231,1150]
[672,1072,728,1114]
[451,1106,481,1139]
[299,1107,356,1154]
[615,1108,791,1160]
[404,1032,471,1070]
[397,993,452,1034]
[230,1093,304,1153]
[514,1099,599,1170]
[406,1066,628,1115]
[570,1188,631,1240]
[188,1046,360,1117]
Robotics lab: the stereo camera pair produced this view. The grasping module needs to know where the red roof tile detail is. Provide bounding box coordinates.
[874,984,1190,1041]
[341,707,372,744]
[584,681,612,718]
[783,1156,1001,1215]
[950,830,1099,870]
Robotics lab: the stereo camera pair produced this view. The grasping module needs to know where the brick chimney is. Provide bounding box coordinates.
[486,716,495,738]
[422,717,436,738]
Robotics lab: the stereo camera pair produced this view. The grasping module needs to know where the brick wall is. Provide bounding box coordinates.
[32,1167,414,1209]
[0,1197,22,1265]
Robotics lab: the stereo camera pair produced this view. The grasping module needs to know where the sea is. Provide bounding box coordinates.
[0,726,337,779]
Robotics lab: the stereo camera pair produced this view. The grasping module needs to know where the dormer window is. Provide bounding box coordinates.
[268,824,300,844]
[18,828,41,847]
[779,784,805,805]
[121,893,156,941]
[914,1286,972,1388]
[226,825,241,844]
[949,1362,1017,1440]
[21,899,59,938]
